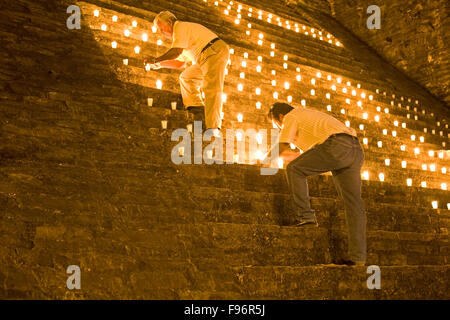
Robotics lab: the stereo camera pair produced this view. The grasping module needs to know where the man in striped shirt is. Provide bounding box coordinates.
[263,102,366,266]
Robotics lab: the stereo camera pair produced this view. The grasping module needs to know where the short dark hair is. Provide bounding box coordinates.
[268,102,294,121]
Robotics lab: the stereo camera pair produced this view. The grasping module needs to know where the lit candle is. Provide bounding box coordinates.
[123,59,128,65]
[237,113,243,122]
[171,102,177,110]
[379,173,384,182]
[362,171,369,180]
[441,183,447,190]
[147,98,153,106]
[256,102,261,109]
[402,161,407,168]
[406,178,412,186]
[277,158,284,168]
[134,46,140,54]
[101,24,107,31]
[142,33,148,42]
[431,201,438,209]
[384,159,390,166]
[132,20,138,27]
[421,181,427,188]
[112,15,118,22]
[124,29,130,37]
[94,9,99,17]
[161,120,167,129]
[111,41,117,48]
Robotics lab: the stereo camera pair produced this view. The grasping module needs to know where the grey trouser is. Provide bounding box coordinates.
[285,133,367,262]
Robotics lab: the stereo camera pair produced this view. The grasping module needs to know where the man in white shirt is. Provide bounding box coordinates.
[263,102,366,266]
[149,11,229,131]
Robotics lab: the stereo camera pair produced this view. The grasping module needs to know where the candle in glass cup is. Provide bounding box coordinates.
[123,59,128,65]
[161,120,167,129]
[171,102,177,110]
[147,98,153,106]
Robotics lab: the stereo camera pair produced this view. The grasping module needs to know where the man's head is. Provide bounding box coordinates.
[153,11,177,39]
[268,102,294,129]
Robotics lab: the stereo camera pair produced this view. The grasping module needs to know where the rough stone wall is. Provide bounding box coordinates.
[323,0,449,106]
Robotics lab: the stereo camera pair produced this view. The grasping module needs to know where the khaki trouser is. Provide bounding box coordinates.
[179,40,229,129]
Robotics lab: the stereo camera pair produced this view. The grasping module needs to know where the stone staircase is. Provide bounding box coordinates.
[0,0,448,299]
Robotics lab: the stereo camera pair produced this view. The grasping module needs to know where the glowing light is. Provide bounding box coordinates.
[93,9,99,17]
[363,113,368,120]
[421,181,427,188]
[414,148,420,155]
[287,96,293,103]
[112,15,118,22]
[152,25,157,33]
[271,80,276,86]
[145,63,150,71]
[256,101,261,109]
[385,159,390,166]
[132,20,138,27]
[377,141,382,148]
[142,33,148,42]
[362,171,369,180]
[111,41,117,48]
[311,89,315,96]
[101,24,107,31]
[124,29,130,37]
[402,161,407,168]
[363,138,368,145]
[255,88,261,95]
[359,124,364,130]
[283,63,288,69]
[256,65,262,72]
[240,72,245,79]
[273,92,279,99]
[284,55,288,61]
[147,98,153,106]
[382,129,387,135]
[278,158,284,169]
[406,179,412,186]
[431,201,438,209]
[374,115,380,122]
[331,85,336,91]
[258,33,264,39]
[237,83,243,91]
[441,183,447,191]
[123,59,129,66]
[134,46,140,54]
[244,52,248,59]
[430,164,436,172]
[156,79,162,89]
[257,56,262,62]
[241,61,247,68]
[311,78,316,85]
[161,120,167,129]
[345,121,350,127]
[422,164,427,171]
[222,93,227,103]
[419,136,424,143]
[378,173,385,182]
[327,105,332,112]
[401,145,406,151]
[237,113,243,122]
[284,82,290,90]
[296,75,301,81]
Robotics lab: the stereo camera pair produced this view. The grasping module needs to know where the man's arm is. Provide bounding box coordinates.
[154,47,184,64]
[157,59,186,70]
[262,142,299,165]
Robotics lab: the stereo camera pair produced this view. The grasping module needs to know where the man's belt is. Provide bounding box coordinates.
[201,38,220,54]
[329,132,358,140]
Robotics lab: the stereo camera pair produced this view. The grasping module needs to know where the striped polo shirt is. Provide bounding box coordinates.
[278,107,357,152]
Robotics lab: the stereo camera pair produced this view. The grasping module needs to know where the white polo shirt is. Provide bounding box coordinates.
[279,107,357,152]
[171,21,218,63]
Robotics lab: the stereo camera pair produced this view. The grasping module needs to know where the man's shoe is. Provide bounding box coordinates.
[335,259,366,266]
[292,218,318,227]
